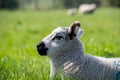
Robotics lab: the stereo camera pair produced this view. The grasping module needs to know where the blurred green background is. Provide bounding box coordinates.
[0,0,120,80]
[0,0,120,10]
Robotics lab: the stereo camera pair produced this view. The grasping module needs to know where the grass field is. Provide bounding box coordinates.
[0,8,120,80]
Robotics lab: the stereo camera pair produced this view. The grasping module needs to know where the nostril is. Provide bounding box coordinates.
[45,48,48,51]
[40,41,45,47]
[37,41,45,49]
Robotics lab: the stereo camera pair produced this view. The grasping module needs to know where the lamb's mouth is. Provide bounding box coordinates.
[37,41,48,56]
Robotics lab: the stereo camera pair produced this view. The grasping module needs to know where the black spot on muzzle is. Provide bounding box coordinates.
[37,41,48,56]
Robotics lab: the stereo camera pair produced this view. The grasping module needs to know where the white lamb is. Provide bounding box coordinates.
[79,3,96,15]
[67,8,77,16]
[37,21,120,80]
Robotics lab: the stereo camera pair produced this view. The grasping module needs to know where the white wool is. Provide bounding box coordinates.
[50,38,120,80]
[40,21,120,80]
[67,8,77,16]
[79,3,96,14]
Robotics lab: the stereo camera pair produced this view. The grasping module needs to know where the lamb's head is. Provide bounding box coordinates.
[37,21,84,58]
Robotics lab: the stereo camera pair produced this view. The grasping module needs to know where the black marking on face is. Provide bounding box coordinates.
[37,41,48,56]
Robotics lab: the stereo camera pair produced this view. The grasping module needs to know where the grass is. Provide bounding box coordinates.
[0,8,120,80]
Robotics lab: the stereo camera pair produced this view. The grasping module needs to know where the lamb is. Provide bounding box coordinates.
[79,3,96,15]
[37,21,120,80]
[67,8,77,16]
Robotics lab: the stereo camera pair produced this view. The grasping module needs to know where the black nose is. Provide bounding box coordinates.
[37,41,48,56]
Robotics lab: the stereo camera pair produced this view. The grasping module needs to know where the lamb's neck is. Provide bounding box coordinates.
[51,50,84,71]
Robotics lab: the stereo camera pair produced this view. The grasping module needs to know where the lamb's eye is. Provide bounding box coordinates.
[52,35,63,41]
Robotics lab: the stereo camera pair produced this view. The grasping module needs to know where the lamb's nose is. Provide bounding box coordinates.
[37,41,48,56]
[37,41,45,50]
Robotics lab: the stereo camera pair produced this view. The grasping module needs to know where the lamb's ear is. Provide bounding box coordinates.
[77,29,84,38]
[68,21,81,39]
